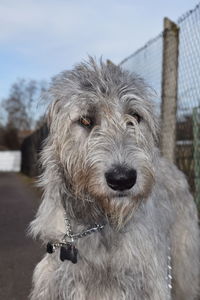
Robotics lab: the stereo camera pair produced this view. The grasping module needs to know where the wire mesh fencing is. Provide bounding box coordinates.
[120,3,200,209]
[176,5,200,204]
[120,34,163,114]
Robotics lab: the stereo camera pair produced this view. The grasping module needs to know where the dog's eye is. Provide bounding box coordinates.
[79,116,93,129]
[127,113,141,126]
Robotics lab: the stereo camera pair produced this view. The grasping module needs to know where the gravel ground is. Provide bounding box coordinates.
[0,173,43,300]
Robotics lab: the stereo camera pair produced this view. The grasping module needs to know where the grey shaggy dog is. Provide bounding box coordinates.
[30,58,199,300]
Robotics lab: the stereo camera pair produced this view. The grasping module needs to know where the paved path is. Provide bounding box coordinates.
[0,173,43,300]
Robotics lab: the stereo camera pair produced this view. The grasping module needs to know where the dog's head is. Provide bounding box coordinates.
[44,58,159,227]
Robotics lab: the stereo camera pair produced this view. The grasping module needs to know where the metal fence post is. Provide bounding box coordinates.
[160,18,179,163]
[193,107,200,209]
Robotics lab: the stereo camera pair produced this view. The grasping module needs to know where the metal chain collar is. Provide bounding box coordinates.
[167,246,173,297]
[63,210,105,242]
[46,205,105,263]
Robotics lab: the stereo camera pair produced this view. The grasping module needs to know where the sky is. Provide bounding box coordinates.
[0,0,199,101]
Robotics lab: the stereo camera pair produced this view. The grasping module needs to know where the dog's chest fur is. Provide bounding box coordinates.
[37,199,170,300]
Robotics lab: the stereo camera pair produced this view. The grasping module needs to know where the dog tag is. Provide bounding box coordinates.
[60,244,78,264]
[60,244,71,261]
[46,242,54,254]
[70,245,78,264]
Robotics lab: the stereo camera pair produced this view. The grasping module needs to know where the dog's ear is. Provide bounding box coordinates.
[47,99,62,128]
[152,113,160,147]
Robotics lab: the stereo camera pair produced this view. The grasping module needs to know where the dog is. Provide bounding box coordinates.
[30,58,199,300]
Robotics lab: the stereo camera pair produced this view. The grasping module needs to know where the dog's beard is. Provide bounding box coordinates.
[83,172,153,230]
[65,163,153,230]
[65,179,140,230]
[95,195,142,230]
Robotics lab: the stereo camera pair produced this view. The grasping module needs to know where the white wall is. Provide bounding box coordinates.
[0,151,21,172]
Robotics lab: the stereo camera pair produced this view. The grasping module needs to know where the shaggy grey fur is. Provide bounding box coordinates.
[30,58,200,300]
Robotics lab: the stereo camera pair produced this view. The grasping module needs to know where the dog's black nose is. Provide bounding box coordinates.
[105,166,137,191]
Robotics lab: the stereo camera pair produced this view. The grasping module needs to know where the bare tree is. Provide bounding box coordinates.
[3,79,47,131]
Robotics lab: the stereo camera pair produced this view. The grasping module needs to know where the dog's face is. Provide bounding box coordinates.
[47,59,158,226]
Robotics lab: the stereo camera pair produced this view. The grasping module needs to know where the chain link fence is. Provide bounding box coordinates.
[120,34,163,114]
[120,3,200,209]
